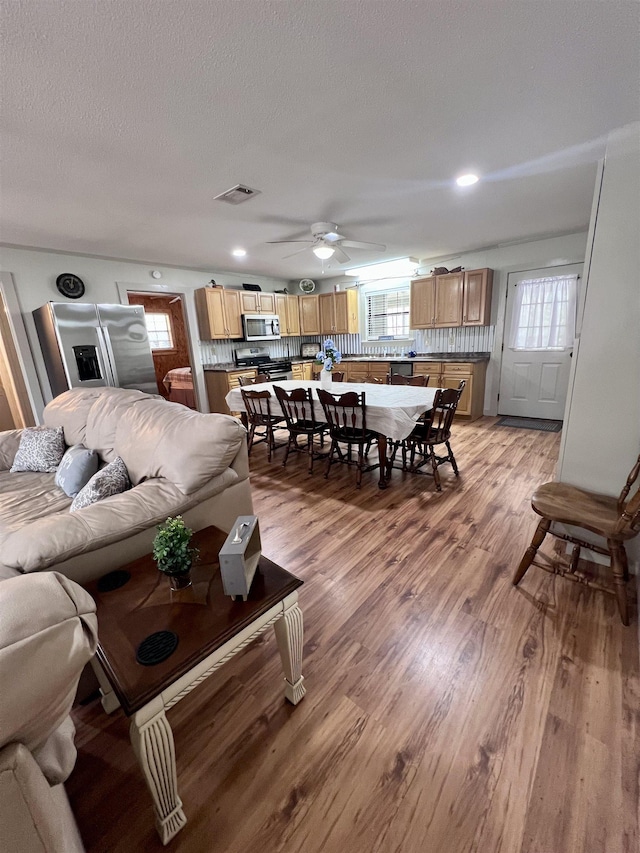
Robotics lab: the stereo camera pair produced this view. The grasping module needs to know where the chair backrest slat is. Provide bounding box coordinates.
[274,385,318,430]
[429,381,465,442]
[240,388,273,422]
[616,452,640,535]
[389,374,430,386]
[317,389,368,438]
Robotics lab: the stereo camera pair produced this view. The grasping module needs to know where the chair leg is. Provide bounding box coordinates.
[266,423,274,463]
[428,446,441,491]
[325,440,337,479]
[446,440,459,476]
[356,448,363,489]
[608,540,629,626]
[282,433,293,468]
[307,433,314,474]
[513,518,551,585]
[247,423,256,456]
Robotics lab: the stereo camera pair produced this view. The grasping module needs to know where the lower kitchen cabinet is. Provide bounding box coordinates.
[412,361,486,420]
[342,361,390,383]
[292,362,314,381]
[204,369,257,415]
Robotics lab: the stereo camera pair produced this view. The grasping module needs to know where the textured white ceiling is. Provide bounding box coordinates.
[1,1,638,278]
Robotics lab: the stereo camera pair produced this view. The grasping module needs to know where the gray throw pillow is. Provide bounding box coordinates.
[10,426,66,473]
[70,456,131,512]
[55,444,100,498]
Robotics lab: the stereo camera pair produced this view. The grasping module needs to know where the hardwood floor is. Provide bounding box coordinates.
[68,417,639,853]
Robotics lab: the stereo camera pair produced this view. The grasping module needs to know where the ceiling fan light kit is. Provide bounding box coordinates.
[268,221,386,265]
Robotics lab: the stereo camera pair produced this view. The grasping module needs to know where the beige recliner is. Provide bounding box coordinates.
[0,572,98,853]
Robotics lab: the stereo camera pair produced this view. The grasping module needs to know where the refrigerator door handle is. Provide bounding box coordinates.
[98,326,119,387]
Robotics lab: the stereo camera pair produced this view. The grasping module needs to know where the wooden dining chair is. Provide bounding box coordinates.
[387,381,465,490]
[317,389,379,488]
[312,369,344,382]
[513,453,640,625]
[388,374,430,386]
[238,373,269,387]
[240,388,286,462]
[274,386,328,473]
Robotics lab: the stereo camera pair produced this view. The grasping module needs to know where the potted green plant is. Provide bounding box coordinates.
[153,516,198,590]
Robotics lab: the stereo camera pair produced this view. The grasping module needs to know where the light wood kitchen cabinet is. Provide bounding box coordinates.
[462,268,493,326]
[203,369,257,415]
[276,294,301,336]
[299,296,321,335]
[343,361,390,383]
[410,269,492,329]
[240,292,276,314]
[320,291,358,335]
[292,361,314,381]
[411,360,487,420]
[195,287,243,340]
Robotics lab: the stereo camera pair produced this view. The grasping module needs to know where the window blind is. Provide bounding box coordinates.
[145,312,174,350]
[366,289,410,339]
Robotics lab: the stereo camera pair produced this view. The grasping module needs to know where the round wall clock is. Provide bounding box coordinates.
[298,278,316,293]
[56,273,85,299]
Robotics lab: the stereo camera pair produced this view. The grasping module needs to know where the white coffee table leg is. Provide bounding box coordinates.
[129,697,187,844]
[274,599,306,705]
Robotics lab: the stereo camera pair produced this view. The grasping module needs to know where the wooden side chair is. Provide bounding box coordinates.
[240,388,285,462]
[513,453,640,625]
[387,381,465,490]
[316,389,379,489]
[388,374,430,386]
[312,369,344,382]
[238,373,269,387]
[274,386,328,473]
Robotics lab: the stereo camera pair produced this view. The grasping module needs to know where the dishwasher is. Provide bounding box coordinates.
[389,362,413,378]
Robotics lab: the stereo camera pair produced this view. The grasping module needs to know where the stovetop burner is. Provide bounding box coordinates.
[234,346,292,373]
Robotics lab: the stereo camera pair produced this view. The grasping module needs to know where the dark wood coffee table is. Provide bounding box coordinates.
[85,526,305,845]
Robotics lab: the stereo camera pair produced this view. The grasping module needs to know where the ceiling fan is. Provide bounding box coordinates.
[267,222,386,264]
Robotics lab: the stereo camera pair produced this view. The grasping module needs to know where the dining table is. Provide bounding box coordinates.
[225,379,438,489]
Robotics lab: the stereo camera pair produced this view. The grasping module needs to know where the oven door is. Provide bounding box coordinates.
[265,369,293,382]
[242,315,281,341]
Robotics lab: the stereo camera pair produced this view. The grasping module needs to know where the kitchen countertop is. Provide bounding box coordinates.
[202,352,490,372]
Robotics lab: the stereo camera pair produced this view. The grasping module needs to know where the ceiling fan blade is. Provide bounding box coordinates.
[333,245,351,264]
[323,231,346,243]
[266,240,313,245]
[340,240,387,251]
[282,246,311,259]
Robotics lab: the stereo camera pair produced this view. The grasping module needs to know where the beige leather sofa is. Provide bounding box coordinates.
[0,387,253,584]
[0,572,98,853]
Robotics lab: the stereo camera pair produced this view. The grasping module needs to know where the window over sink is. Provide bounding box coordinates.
[361,281,411,342]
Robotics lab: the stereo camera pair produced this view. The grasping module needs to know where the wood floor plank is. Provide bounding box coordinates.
[67,417,639,852]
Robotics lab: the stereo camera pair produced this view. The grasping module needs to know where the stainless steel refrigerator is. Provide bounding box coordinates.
[33,302,158,398]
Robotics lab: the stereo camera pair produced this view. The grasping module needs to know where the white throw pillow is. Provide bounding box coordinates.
[10,426,65,473]
[70,456,131,512]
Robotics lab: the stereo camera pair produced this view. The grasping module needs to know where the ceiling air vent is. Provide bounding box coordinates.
[213,184,261,205]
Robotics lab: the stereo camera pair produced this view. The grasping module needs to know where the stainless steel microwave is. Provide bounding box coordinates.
[242,314,281,341]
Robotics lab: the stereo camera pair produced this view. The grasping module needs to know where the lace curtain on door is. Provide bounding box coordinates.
[509,275,577,350]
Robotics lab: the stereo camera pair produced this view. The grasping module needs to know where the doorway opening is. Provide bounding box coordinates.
[0,290,35,429]
[126,292,196,408]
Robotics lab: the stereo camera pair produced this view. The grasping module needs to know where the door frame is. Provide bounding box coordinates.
[497,263,583,419]
[486,257,586,416]
[116,282,206,411]
[0,271,44,424]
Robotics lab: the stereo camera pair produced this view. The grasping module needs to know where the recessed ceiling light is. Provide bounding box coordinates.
[456,173,479,187]
[232,248,247,257]
[313,245,335,260]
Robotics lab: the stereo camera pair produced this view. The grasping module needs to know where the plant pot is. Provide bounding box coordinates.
[167,570,192,591]
[320,370,332,391]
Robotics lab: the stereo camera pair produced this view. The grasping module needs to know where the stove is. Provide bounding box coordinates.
[234,346,293,381]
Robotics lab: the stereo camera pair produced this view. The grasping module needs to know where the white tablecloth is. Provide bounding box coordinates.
[225,380,438,441]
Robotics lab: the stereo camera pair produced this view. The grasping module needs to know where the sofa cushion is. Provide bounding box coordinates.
[70,456,130,512]
[115,400,246,494]
[1,469,238,572]
[42,388,105,447]
[0,430,21,472]
[0,472,71,543]
[54,444,99,498]
[84,388,155,462]
[10,427,65,474]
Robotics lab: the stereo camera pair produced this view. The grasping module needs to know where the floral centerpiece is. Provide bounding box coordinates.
[315,338,342,373]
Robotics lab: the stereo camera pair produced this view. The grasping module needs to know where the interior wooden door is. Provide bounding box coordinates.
[434,274,463,327]
[498,264,582,419]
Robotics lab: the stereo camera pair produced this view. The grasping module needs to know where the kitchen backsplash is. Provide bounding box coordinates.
[198,325,495,364]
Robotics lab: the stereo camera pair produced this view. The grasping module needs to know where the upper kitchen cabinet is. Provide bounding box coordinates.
[299,295,321,335]
[276,294,301,336]
[194,287,243,340]
[410,269,493,329]
[240,291,276,314]
[462,268,493,326]
[320,291,358,335]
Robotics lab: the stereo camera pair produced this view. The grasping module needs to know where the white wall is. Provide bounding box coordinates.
[322,231,588,413]
[0,246,287,414]
[557,124,640,506]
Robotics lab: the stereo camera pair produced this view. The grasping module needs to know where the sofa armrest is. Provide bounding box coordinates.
[229,434,250,482]
[0,430,22,471]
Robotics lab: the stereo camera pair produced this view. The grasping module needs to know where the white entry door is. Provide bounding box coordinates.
[498,264,582,419]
